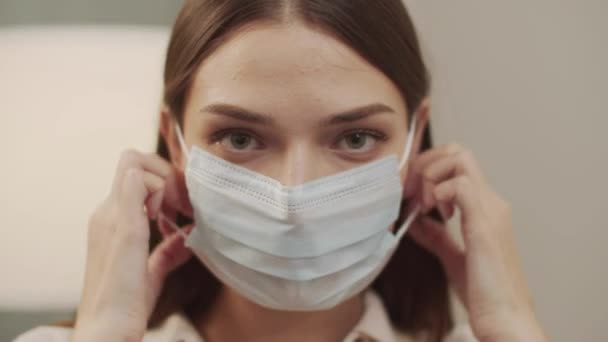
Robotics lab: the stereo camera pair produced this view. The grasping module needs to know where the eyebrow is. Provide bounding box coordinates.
[200,103,274,125]
[199,102,395,126]
[322,103,395,125]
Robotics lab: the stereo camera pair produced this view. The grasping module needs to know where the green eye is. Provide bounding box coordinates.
[213,130,262,152]
[229,133,253,150]
[345,132,368,149]
[337,130,386,153]
[332,129,388,156]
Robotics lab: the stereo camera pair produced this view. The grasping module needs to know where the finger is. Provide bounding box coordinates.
[142,171,166,219]
[414,143,477,178]
[143,172,165,193]
[112,150,172,198]
[403,156,431,199]
[148,228,193,281]
[408,217,464,280]
[433,175,483,244]
[413,144,458,175]
[421,177,435,214]
[138,171,188,233]
[423,150,485,187]
[105,168,152,305]
[162,168,193,218]
[437,202,455,221]
[420,153,465,215]
[156,212,174,238]
[157,211,190,239]
[146,225,194,310]
[421,173,452,216]
[404,144,461,198]
[145,190,164,220]
[116,168,151,246]
[407,178,441,219]
[423,153,459,182]
[141,172,166,219]
[409,217,467,303]
[82,206,108,297]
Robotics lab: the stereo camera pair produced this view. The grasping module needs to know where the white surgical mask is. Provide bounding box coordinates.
[173,117,420,311]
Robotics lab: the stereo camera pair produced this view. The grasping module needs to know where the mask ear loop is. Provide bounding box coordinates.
[158,211,188,239]
[398,113,418,170]
[153,120,191,238]
[174,121,190,159]
[395,206,421,241]
[395,113,421,241]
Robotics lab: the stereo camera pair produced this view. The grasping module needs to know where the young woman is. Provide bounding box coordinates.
[17,1,547,341]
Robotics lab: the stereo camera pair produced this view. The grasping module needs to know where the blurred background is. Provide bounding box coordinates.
[0,0,606,341]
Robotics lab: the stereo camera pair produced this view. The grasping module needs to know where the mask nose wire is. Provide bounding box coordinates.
[174,121,190,160]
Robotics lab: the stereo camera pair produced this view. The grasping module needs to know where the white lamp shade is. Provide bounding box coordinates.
[0,26,169,310]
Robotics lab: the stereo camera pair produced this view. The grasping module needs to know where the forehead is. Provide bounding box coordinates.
[189,22,406,119]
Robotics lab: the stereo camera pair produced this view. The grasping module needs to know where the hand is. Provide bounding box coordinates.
[404,144,548,341]
[72,150,193,342]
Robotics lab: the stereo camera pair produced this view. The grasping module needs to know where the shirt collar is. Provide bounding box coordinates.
[154,291,397,342]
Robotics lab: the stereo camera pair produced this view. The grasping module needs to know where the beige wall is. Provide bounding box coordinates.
[0,0,181,26]
[0,1,606,341]
[406,1,608,340]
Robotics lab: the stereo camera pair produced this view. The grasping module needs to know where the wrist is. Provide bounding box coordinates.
[476,310,547,342]
[72,319,144,342]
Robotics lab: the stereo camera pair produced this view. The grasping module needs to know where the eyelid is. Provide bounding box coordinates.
[209,127,388,154]
[209,128,265,147]
[332,128,388,146]
[208,128,267,156]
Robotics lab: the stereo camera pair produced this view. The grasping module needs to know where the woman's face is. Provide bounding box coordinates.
[178,22,416,184]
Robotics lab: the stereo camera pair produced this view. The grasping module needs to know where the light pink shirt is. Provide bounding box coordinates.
[14,292,476,342]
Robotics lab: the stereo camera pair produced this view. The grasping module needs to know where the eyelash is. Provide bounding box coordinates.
[334,129,388,145]
[208,128,388,151]
[209,128,263,146]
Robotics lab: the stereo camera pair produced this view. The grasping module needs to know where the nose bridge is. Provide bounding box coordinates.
[280,141,320,186]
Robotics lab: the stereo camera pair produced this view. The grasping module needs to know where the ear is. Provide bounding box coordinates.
[159,108,186,169]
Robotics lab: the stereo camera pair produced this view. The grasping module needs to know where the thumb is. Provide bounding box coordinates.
[409,217,461,263]
[408,217,467,301]
[146,225,194,314]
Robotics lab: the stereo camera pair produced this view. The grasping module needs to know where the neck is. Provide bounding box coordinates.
[198,287,364,342]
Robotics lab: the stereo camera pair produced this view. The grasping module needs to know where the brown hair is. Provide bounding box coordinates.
[152,0,453,340]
